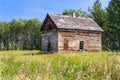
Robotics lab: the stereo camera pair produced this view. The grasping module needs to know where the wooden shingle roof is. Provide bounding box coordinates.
[41,14,104,32]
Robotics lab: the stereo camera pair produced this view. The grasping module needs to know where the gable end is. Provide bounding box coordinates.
[40,14,57,31]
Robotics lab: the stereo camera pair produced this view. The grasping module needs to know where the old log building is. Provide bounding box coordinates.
[40,14,103,52]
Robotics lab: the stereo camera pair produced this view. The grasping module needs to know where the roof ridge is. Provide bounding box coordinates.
[76,17,92,20]
[48,13,70,17]
[48,13,92,20]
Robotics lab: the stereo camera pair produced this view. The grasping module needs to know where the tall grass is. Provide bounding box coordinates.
[0,51,120,80]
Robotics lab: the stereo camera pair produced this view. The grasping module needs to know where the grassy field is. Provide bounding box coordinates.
[0,51,120,80]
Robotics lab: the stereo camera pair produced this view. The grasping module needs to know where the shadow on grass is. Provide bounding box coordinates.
[23,51,54,56]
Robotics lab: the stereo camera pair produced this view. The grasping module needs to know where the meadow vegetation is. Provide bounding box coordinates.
[0,51,120,80]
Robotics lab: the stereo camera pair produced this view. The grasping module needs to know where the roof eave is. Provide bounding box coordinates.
[58,28,104,33]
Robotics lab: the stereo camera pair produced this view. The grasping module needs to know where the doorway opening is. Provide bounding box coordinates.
[48,42,51,52]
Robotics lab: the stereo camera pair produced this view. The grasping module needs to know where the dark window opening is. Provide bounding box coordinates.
[48,25,53,31]
[80,41,84,51]
[64,39,68,50]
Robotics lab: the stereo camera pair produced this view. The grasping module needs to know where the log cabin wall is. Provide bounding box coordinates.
[58,31,102,52]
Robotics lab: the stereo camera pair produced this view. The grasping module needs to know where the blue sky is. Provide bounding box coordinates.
[0,0,110,22]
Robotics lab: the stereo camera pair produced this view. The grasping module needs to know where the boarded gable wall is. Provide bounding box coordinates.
[41,17,58,52]
[42,17,57,31]
[41,31,58,52]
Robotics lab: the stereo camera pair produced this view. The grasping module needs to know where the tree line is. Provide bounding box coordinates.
[0,0,119,51]
[0,19,42,50]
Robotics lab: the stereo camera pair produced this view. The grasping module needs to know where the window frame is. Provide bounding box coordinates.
[79,41,84,51]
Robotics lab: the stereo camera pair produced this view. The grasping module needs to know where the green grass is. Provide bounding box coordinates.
[0,51,120,80]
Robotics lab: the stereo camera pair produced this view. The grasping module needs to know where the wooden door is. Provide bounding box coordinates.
[64,39,68,50]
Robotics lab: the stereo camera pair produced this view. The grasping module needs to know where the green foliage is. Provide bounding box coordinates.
[0,19,42,50]
[89,0,107,30]
[107,0,120,26]
[0,51,120,80]
[106,0,120,51]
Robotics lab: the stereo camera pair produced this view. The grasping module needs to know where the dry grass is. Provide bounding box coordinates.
[0,50,120,80]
